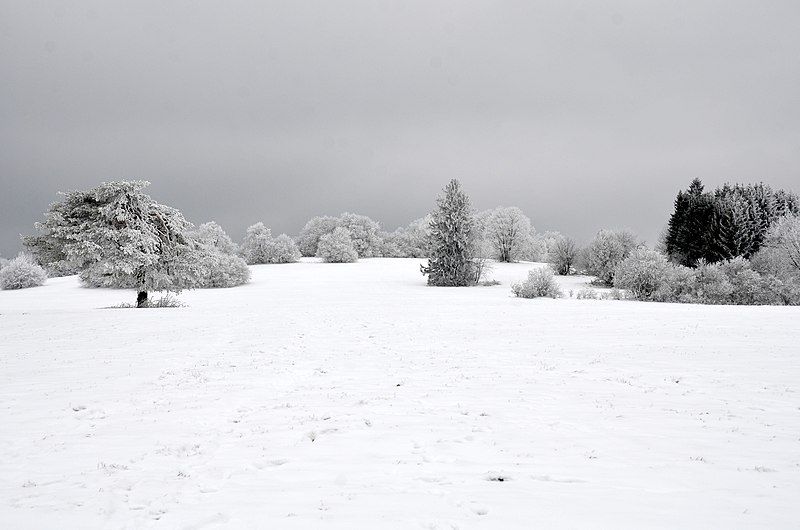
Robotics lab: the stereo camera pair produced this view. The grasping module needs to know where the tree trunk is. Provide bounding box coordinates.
[136,291,148,308]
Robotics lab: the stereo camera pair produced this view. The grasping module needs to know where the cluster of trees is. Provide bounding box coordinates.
[297,213,382,259]
[240,222,302,264]
[664,178,798,266]
[614,215,800,305]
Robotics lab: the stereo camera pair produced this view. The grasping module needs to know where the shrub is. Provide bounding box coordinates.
[613,248,672,300]
[548,235,579,275]
[175,248,250,288]
[583,229,639,285]
[511,267,562,299]
[264,234,302,264]
[719,257,768,305]
[0,254,48,290]
[693,260,734,304]
[652,265,698,303]
[575,288,599,299]
[317,227,358,263]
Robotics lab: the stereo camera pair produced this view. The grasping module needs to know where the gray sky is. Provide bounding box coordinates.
[2,0,799,257]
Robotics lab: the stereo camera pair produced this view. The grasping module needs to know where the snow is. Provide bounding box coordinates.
[1,258,799,528]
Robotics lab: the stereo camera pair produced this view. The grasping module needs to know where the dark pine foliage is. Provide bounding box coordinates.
[665,178,799,266]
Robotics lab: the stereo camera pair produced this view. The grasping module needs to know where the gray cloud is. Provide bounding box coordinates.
[2,0,799,256]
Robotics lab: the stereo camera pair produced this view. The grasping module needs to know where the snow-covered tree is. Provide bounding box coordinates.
[297,216,339,257]
[241,223,301,264]
[21,229,80,277]
[240,222,273,264]
[421,179,479,286]
[583,229,639,285]
[317,227,358,263]
[188,221,238,255]
[478,207,532,262]
[23,180,191,307]
[263,234,302,264]
[0,254,48,290]
[337,212,383,258]
[763,214,800,273]
[548,235,579,275]
[381,216,432,258]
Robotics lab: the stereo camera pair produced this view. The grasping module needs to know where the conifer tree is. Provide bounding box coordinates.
[421,179,478,286]
[665,178,715,266]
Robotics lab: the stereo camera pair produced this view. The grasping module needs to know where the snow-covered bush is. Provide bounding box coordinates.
[0,256,8,269]
[692,261,734,304]
[575,288,599,300]
[613,248,672,300]
[264,234,302,264]
[583,229,639,285]
[188,221,238,255]
[719,257,768,305]
[652,265,698,303]
[240,222,273,264]
[175,247,250,288]
[0,254,48,290]
[548,235,579,275]
[511,267,562,299]
[317,227,358,263]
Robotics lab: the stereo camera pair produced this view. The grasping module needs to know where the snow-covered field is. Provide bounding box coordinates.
[1,258,799,528]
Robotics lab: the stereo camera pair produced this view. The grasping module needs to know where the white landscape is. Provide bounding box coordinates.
[1,258,798,529]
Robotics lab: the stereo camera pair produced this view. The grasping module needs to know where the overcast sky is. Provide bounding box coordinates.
[1,1,799,256]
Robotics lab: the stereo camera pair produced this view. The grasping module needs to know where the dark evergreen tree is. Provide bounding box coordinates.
[665,178,715,266]
[421,179,479,286]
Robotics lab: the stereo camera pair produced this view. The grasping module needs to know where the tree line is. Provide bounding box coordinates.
[3,177,799,306]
